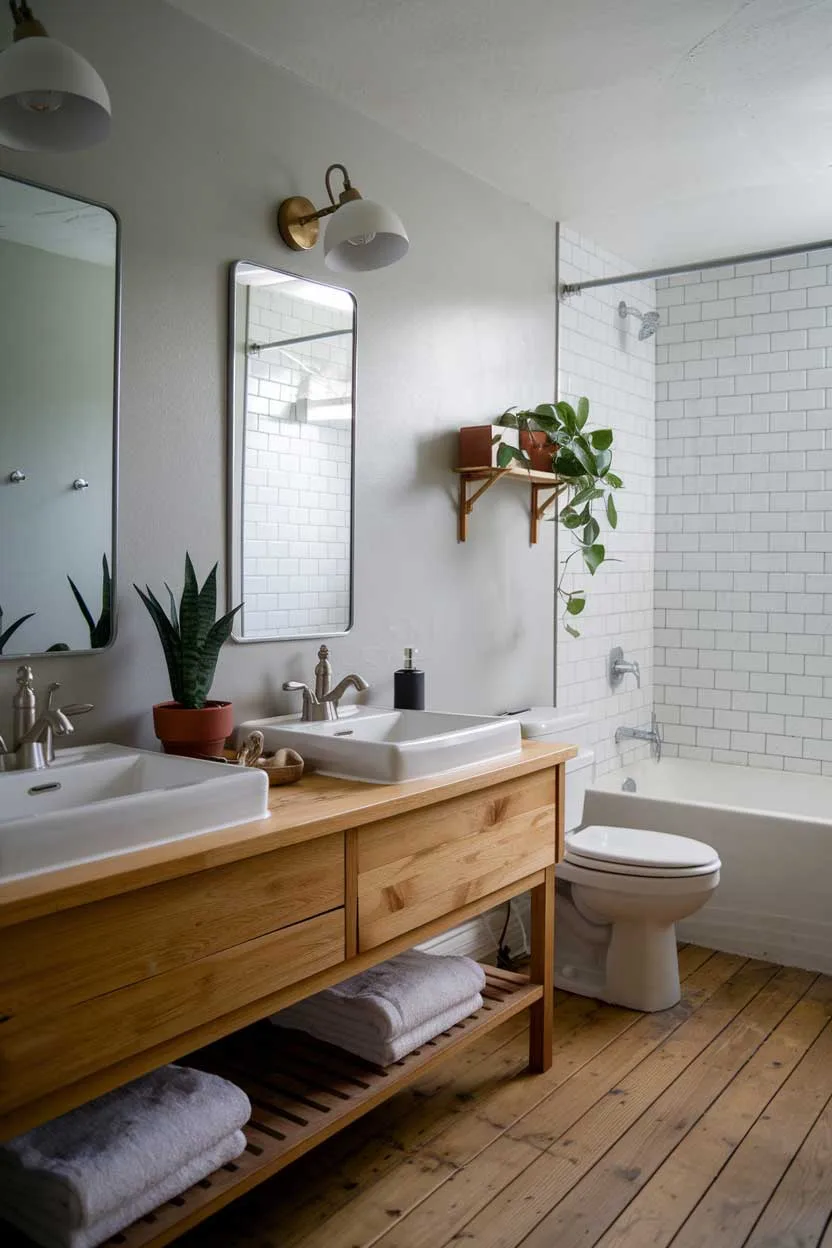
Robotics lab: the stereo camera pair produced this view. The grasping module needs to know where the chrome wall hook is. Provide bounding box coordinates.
[8,469,26,483]
[72,478,89,490]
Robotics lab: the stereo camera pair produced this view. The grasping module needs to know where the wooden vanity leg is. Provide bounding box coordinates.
[528,865,555,1072]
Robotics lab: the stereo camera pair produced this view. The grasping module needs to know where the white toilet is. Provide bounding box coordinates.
[513,709,721,1012]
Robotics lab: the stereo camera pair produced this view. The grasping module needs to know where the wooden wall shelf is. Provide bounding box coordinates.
[454,466,566,544]
[91,968,539,1248]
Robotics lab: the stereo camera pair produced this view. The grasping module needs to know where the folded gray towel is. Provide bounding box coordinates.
[0,1065,251,1229]
[0,1129,247,1248]
[272,950,485,1043]
[275,992,484,1066]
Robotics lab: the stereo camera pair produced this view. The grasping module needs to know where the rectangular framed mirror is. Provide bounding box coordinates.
[228,262,356,641]
[0,172,120,659]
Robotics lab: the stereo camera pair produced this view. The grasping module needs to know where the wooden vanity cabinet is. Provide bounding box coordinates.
[0,744,572,1248]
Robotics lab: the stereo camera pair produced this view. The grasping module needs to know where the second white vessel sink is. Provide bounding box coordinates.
[238,707,522,784]
[0,744,269,881]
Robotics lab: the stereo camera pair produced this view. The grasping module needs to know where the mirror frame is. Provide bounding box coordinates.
[226,260,357,644]
[0,170,121,662]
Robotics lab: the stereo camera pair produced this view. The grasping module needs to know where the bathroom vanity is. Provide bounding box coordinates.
[0,740,572,1247]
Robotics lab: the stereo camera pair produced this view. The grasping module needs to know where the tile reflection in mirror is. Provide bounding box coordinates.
[228,263,355,641]
[0,173,119,658]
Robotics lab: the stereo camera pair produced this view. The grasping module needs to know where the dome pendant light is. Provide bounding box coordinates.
[278,163,409,273]
[0,1,111,152]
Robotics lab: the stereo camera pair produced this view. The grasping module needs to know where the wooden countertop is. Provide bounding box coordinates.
[0,740,576,927]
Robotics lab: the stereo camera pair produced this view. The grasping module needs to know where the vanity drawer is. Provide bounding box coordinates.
[0,833,345,1021]
[357,770,557,951]
[0,907,345,1116]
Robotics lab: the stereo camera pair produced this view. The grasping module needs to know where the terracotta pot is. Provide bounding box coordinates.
[520,430,556,472]
[152,700,234,759]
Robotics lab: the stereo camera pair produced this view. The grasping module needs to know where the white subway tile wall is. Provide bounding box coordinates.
[558,228,656,774]
[243,285,352,637]
[654,249,832,775]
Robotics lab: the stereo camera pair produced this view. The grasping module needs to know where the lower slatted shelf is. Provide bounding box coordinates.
[98,966,540,1248]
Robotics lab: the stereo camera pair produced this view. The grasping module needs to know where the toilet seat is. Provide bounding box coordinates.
[565,825,720,878]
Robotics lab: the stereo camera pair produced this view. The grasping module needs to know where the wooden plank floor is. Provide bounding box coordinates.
[173,947,832,1248]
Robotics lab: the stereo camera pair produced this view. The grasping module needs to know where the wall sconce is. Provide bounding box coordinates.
[0,1,110,152]
[277,163,409,273]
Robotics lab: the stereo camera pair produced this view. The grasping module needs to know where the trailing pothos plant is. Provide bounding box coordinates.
[496,398,622,636]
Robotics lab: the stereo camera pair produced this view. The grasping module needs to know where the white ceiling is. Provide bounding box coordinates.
[168,0,832,268]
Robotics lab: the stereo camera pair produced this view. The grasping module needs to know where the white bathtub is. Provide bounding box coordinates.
[582,757,832,974]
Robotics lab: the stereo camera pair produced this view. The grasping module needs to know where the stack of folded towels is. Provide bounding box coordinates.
[271,949,486,1066]
[0,1064,251,1248]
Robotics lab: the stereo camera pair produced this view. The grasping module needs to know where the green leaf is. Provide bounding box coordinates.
[497,442,527,469]
[135,584,184,702]
[583,518,600,546]
[566,596,586,616]
[0,608,36,653]
[498,408,519,427]
[576,397,589,429]
[67,576,96,635]
[552,449,585,478]
[606,493,618,529]
[191,604,243,708]
[569,485,604,509]
[562,511,584,530]
[583,543,606,575]
[164,583,179,632]
[605,472,623,489]
[594,448,612,476]
[47,643,70,651]
[565,623,580,638]
[555,401,578,433]
[590,428,613,451]
[197,563,219,647]
[530,410,560,435]
[567,438,597,476]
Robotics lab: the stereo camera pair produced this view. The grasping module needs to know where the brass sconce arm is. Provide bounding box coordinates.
[279,163,362,250]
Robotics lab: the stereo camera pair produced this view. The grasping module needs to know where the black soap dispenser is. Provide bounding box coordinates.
[394,647,425,710]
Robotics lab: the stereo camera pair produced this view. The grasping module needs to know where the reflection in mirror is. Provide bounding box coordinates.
[0,173,118,658]
[229,262,355,641]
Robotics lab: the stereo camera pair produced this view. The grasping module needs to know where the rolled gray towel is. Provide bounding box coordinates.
[0,1065,251,1229]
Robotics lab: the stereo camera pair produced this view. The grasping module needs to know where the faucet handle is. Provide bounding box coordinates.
[283,681,311,694]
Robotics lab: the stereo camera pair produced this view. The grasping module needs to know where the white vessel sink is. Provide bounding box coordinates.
[238,707,522,784]
[0,744,269,881]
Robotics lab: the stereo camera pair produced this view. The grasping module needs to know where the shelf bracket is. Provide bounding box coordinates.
[457,470,507,541]
[530,483,561,545]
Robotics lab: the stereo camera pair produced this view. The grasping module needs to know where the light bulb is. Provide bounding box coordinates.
[346,232,377,247]
[16,89,65,113]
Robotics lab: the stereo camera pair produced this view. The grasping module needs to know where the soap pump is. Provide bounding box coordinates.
[394,647,425,711]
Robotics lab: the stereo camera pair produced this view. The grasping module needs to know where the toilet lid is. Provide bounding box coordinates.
[566,825,720,872]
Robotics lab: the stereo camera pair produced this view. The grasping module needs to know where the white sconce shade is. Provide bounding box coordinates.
[0,34,111,151]
[278,165,408,273]
[324,198,409,272]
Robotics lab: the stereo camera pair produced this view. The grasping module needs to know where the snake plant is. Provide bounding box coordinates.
[497,398,622,636]
[134,554,242,710]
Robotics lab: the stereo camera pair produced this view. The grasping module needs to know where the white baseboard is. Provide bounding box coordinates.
[417,893,532,964]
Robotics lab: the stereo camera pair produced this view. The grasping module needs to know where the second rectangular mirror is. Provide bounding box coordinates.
[228,263,356,641]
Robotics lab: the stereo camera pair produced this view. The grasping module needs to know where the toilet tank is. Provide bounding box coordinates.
[508,707,595,833]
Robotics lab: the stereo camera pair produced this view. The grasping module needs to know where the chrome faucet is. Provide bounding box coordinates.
[283,645,369,722]
[1,668,94,771]
[615,712,662,762]
[609,647,641,690]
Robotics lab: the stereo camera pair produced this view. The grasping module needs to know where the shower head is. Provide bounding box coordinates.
[618,300,660,340]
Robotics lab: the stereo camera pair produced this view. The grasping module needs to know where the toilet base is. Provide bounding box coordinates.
[605,919,681,1012]
[555,900,682,1012]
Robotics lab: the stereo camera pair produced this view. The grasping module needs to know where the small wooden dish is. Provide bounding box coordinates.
[255,748,304,787]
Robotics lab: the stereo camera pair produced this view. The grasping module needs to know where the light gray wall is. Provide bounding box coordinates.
[0,0,557,745]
